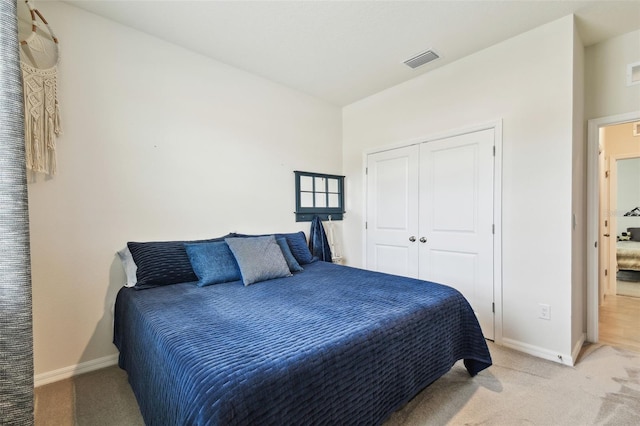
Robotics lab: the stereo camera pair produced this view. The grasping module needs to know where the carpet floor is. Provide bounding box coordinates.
[35,341,640,425]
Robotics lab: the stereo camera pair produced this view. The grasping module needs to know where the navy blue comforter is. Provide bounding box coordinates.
[114,261,491,425]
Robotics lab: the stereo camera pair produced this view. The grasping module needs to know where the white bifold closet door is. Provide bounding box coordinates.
[366,129,495,340]
[366,145,420,278]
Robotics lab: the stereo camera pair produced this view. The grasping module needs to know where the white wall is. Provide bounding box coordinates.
[586,29,640,120]
[343,16,578,361]
[30,2,342,379]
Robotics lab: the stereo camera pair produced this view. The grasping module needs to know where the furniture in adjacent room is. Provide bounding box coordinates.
[617,241,640,272]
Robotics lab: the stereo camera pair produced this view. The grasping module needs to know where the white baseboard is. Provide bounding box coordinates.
[502,338,575,366]
[34,353,119,387]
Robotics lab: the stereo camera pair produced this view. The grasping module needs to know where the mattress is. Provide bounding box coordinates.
[114,261,491,425]
[617,241,640,271]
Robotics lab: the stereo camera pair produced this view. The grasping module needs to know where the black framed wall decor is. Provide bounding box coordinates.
[294,171,344,222]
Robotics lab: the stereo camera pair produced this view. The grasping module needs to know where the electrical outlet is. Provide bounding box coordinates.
[539,303,550,320]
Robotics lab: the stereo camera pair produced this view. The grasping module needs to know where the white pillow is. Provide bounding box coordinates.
[117,246,137,287]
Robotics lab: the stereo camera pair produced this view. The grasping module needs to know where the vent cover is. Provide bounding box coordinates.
[404,50,440,69]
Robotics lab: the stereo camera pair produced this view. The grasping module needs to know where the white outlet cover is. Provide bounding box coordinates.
[627,61,640,86]
[539,303,551,320]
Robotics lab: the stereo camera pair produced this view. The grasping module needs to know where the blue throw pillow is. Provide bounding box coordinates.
[225,236,292,286]
[276,237,304,272]
[127,234,232,289]
[184,241,241,287]
[279,231,315,265]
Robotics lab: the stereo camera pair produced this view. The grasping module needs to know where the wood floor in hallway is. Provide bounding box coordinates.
[599,292,640,353]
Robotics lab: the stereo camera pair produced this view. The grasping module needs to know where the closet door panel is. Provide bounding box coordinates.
[366,146,419,278]
[419,129,494,339]
[431,145,477,232]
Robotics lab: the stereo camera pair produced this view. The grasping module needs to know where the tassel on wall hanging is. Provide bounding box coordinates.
[17,0,61,177]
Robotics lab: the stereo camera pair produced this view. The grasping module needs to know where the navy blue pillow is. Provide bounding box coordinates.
[127,234,232,289]
[184,241,241,287]
[280,232,314,265]
[276,237,304,272]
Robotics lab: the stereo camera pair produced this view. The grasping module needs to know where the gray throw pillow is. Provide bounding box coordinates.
[225,235,292,286]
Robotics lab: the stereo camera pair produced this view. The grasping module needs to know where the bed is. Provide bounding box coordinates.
[617,241,640,272]
[114,234,491,425]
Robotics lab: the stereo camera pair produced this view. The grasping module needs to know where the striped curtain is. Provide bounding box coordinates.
[0,0,35,424]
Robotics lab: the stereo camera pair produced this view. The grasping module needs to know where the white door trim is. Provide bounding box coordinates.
[362,119,503,344]
[586,111,640,343]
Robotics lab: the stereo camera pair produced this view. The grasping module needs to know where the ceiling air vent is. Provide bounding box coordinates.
[404,49,440,69]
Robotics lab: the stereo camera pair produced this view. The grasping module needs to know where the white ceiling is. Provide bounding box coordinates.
[64,0,640,106]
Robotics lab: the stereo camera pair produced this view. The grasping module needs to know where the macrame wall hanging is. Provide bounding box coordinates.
[17,0,61,177]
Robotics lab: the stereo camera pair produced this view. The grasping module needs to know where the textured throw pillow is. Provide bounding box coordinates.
[279,231,315,265]
[184,241,241,287]
[276,237,304,273]
[234,231,315,265]
[127,234,232,289]
[225,236,292,286]
[117,246,137,287]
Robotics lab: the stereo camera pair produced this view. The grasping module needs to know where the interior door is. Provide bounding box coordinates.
[418,129,495,339]
[366,145,420,278]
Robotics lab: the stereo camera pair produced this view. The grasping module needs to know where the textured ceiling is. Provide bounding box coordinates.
[64,1,640,106]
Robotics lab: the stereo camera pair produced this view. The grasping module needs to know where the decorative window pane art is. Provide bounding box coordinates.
[294,171,345,222]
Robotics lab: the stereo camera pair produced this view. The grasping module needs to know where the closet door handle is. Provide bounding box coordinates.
[420,237,427,243]
[409,236,416,242]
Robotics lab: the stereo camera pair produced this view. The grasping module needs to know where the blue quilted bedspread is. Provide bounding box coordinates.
[114,261,491,425]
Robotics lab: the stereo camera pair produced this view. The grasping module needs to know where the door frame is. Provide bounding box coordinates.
[598,148,610,304]
[586,111,640,343]
[362,120,503,344]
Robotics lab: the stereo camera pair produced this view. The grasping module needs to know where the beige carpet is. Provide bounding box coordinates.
[35,342,640,425]
[35,366,143,426]
[386,342,640,425]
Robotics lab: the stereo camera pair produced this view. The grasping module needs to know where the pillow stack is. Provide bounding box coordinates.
[119,231,315,289]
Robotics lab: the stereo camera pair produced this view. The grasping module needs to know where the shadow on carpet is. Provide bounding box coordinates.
[384,342,640,425]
